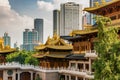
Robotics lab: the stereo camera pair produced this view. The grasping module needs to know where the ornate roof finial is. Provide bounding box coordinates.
[94,2,99,7]
[0,37,4,50]
[53,33,59,40]
[101,0,106,5]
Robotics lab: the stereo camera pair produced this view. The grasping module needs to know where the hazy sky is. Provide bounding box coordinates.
[0,0,89,47]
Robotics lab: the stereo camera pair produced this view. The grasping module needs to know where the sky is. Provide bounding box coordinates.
[0,0,89,47]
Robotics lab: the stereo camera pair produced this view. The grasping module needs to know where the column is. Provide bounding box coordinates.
[65,75,67,80]
[75,76,78,80]
[83,63,85,71]
[75,62,78,69]
[17,71,21,80]
[18,72,20,80]
[69,75,71,80]
[31,72,33,80]
[83,77,85,80]
[89,58,91,72]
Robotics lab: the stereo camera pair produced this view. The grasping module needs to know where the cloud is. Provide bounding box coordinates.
[0,0,33,47]
[37,1,54,11]
[0,0,11,8]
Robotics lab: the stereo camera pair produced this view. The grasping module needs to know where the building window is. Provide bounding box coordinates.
[110,16,116,20]
[118,14,120,19]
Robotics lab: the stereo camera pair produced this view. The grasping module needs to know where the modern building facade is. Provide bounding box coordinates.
[22,29,39,51]
[3,32,11,47]
[53,10,60,35]
[34,19,43,43]
[60,2,82,36]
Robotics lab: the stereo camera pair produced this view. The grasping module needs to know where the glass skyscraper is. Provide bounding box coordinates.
[34,19,43,43]
[23,29,39,51]
[53,10,60,35]
[3,32,11,47]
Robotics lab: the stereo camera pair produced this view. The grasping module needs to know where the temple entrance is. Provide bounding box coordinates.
[20,72,31,80]
[8,77,12,80]
[0,70,3,80]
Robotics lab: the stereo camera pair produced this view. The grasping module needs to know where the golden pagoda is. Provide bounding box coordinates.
[0,37,15,63]
[33,34,73,68]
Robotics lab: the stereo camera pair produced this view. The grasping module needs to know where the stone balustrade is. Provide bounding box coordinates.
[85,50,97,58]
[0,62,94,79]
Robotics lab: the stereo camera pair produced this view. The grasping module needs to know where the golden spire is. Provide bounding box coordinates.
[0,37,4,50]
[53,33,59,40]
[101,0,106,5]
[94,2,99,7]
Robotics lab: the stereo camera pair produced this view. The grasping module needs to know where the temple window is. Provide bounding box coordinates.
[110,16,116,20]
[118,14,120,19]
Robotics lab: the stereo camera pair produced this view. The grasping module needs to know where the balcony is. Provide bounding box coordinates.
[109,19,120,27]
[0,62,94,79]
[85,50,97,58]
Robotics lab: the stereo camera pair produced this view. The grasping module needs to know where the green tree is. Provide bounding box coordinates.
[6,50,39,65]
[93,16,120,80]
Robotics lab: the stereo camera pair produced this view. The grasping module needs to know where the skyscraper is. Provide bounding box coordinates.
[22,29,39,51]
[3,32,11,47]
[60,2,82,36]
[53,10,60,35]
[34,19,43,43]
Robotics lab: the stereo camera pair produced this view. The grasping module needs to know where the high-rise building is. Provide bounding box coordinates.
[60,2,82,36]
[22,29,39,51]
[3,32,11,47]
[34,19,43,43]
[53,10,60,35]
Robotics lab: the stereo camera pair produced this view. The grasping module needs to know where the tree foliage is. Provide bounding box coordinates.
[93,16,120,80]
[6,50,39,66]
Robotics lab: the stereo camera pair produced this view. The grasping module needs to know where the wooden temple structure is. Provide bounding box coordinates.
[0,37,15,63]
[62,0,120,55]
[59,0,120,80]
[33,34,73,68]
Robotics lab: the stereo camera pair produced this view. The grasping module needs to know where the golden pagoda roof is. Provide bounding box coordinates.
[70,22,120,36]
[84,0,120,14]
[33,52,69,58]
[35,34,73,50]
[0,37,15,54]
[70,27,98,36]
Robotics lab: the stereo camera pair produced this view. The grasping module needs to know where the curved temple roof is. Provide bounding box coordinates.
[35,34,73,50]
[84,0,120,15]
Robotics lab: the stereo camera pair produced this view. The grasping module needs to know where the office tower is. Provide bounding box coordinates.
[60,2,82,36]
[3,32,11,47]
[23,29,39,51]
[53,10,60,35]
[34,19,43,43]
[14,42,18,48]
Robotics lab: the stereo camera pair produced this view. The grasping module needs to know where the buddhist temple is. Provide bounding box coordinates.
[33,34,73,68]
[0,37,15,63]
[84,0,120,27]
[60,0,120,80]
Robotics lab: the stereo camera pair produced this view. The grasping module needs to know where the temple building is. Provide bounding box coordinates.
[33,34,73,68]
[0,37,15,63]
[0,37,37,80]
[60,0,120,80]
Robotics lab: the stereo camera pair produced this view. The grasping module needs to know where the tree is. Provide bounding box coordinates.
[93,16,120,80]
[6,50,39,65]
